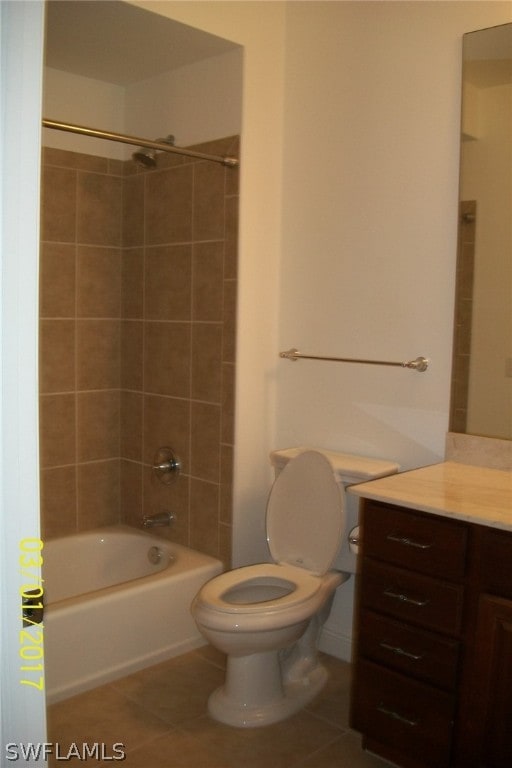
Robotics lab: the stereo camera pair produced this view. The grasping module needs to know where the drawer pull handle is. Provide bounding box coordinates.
[379,641,424,661]
[377,703,418,727]
[386,533,432,550]
[383,588,429,607]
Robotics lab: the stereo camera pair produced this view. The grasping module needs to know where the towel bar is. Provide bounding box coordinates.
[279,348,429,372]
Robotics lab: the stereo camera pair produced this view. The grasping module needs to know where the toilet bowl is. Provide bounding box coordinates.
[191,447,399,728]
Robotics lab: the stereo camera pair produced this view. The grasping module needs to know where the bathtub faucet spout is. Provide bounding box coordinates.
[142,511,176,528]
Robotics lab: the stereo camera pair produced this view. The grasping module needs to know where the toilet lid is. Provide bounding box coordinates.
[266,450,345,575]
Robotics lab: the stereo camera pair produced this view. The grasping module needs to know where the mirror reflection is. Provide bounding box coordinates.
[451,22,512,439]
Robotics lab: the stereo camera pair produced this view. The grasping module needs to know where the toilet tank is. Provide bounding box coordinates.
[269,447,399,573]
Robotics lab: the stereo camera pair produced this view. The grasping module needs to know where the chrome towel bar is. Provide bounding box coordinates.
[42,118,239,167]
[279,348,429,372]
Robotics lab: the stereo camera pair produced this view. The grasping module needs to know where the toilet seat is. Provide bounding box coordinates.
[196,562,322,615]
[192,451,347,635]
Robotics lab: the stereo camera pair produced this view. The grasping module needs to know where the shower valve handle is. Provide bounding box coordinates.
[152,447,181,484]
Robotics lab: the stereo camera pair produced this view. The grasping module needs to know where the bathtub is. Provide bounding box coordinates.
[43,525,222,704]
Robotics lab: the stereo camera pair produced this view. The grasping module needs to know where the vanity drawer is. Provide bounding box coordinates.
[361,558,464,635]
[352,660,455,768]
[359,610,460,690]
[363,501,467,580]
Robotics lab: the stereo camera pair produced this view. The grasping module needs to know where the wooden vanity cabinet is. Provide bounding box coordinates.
[454,527,512,768]
[350,499,512,768]
[351,500,467,768]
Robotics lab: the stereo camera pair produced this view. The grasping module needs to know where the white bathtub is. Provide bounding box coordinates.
[43,525,222,704]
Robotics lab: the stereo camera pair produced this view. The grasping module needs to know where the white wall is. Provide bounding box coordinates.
[124,48,243,147]
[276,1,512,471]
[43,48,243,158]
[43,68,126,158]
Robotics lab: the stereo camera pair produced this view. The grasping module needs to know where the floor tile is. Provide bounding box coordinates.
[110,651,226,725]
[305,655,353,729]
[47,682,172,757]
[180,710,343,768]
[120,729,231,768]
[295,731,396,767]
[45,648,390,767]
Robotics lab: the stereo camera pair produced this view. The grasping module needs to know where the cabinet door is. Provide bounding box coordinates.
[480,528,512,599]
[467,594,512,768]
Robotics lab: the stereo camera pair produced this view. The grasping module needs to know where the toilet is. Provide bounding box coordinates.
[191,447,399,728]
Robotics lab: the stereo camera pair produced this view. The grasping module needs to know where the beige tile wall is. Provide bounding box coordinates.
[39,138,239,567]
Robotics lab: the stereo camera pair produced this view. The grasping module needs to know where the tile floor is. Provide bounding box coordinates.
[47,647,393,767]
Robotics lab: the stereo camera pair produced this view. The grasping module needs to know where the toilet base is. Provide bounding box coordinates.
[207,651,328,728]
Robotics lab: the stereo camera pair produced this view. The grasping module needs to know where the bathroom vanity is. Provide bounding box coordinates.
[348,461,512,768]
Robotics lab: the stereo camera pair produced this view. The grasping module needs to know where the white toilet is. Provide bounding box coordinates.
[191,447,398,728]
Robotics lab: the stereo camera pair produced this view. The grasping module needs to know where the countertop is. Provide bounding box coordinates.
[348,460,512,532]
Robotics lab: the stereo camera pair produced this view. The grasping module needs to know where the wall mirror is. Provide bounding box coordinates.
[450,22,512,440]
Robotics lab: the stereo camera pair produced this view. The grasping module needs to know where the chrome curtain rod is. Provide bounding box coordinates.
[42,118,239,168]
[279,348,429,372]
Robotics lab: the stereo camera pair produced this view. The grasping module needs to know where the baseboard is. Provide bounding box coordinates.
[319,626,352,662]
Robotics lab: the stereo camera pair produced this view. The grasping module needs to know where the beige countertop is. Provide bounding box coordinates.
[348,460,512,532]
